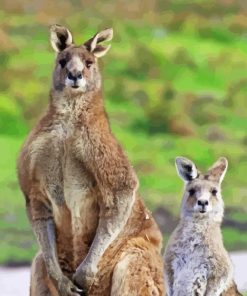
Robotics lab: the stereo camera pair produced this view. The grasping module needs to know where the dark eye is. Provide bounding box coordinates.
[212,189,218,196]
[59,58,67,68]
[86,60,93,68]
[188,188,196,195]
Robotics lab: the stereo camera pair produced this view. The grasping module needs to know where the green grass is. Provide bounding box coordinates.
[0,102,246,263]
[0,136,37,263]
[222,228,247,251]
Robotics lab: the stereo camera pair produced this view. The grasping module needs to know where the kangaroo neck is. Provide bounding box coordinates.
[180,217,221,233]
[49,88,106,122]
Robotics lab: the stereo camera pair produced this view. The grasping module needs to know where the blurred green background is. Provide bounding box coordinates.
[0,0,247,265]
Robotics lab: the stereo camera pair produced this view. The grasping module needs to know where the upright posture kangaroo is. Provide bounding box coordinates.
[17,25,165,296]
[164,157,241,296]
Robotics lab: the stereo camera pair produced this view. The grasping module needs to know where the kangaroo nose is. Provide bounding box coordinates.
[68,71,82,81]
[197,200,209,207]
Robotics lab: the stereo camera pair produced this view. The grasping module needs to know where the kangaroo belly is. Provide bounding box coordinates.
[63,153,100,268]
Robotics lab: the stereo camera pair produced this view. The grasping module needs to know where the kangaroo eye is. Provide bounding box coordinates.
[212,189,218,196]
[86,60,93,68]
[59,59,67,68]
[188,188,196,195]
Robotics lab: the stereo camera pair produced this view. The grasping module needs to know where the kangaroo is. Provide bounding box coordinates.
[164,157,242,296]
[17,25,165,296]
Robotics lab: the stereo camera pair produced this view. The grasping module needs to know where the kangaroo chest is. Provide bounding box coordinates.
[61,129,100,265]
[171,226,211,276]
[63,147,98,219]
[40,120,99,233]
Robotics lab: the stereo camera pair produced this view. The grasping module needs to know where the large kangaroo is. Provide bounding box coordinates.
[17,25,165,296]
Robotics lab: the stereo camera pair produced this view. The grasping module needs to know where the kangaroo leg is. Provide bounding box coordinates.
[30,252,59,296]
[110,242,165,296]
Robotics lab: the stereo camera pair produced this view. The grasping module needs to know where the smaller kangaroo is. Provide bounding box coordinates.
[164,157,242,296]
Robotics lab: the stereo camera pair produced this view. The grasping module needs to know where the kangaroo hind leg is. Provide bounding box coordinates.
[111,245,164,296]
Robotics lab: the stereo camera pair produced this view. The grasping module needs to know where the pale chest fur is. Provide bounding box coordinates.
[62,145,99,231]
[166,221,233,295]
[29,106,99,233]
[170,223,211,281]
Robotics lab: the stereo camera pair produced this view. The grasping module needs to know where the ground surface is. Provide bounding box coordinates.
[0,252,246,296]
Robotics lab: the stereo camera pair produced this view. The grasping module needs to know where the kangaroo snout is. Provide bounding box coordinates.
[67,71,83,82]
[65,67,86,89]
[197,199,208,212]
[197,200,208,206]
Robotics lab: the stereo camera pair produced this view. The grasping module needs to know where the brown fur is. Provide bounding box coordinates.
[18,25,165,296]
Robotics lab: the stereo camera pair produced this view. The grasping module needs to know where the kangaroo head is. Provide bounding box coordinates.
[175,156,228,222]
[50,24,113,93]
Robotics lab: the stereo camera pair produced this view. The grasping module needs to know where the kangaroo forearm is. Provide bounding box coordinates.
[204,280,224,296]
[205,284,226,296]
[77,191,135,271]
[33,218,62,281]
[205,270,232,296]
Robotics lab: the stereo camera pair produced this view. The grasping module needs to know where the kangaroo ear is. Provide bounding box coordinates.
[207,157,228,184]
[175,157,198,182]
[50,24,73,52]
[84,28,113,58]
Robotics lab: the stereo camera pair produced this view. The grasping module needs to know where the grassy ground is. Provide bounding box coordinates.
[0,102,246,263]
[0,1,247,264]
